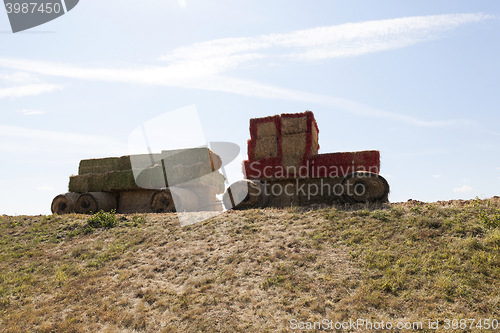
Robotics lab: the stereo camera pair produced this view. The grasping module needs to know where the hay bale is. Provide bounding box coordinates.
[51,192,80,214]
[281,110,319,134]
[79,148,222,176]
[150,188,200,213]
[71,162,223,193]
[69,170,140,193]
[256,121,277,138]
[281,115,307,134]
[282,155,304,171]
[308,151,380,177]
[251,137,279,160]
[75,192,117,214]
[341,172,389,203]
[150,189,176,213]
[162,148,222,171]
[78,155,135,175]
[260,179,300,208]
[281,133,307,157]
[116,190,156,214]
[178,183,223,211]
[223,180,269,210]
[191,171,226,194]
[249,115,281,140]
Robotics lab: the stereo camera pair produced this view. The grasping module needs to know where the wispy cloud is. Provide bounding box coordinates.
[454,185,476,193]
[16,109,45,116]
[433,175,442,178]
[160,13,492,65]
[0,125,127,155]
[0,71,40,84]
[0,84,63,99]
[0,13,489,126]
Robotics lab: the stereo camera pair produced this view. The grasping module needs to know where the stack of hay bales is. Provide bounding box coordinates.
[245,111,320,178]
[244,111,380,179]
[225,110,387,209]
[280,112,319,170]
[52,147,225,214]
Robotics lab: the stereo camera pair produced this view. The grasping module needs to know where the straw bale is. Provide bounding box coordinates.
[222,180,269,210]
[311,125,319,155]
[190,171,226,194]
[256,121,277,138]
[250,115,281,140]
[78,155,142,175]
[170,187,200,212]
[150,189,176,213]
[252,137,279,160]
[76,192,117,214]
[281,133,306,157]
[281,111,319,134]
[260,180,300,208]
[308,151,380,177]
[162,148,222,171]
[341,172,389,203]
[178,183,223,211]
[78,148,222,176]
[243,157,282,180]
[51,192,80,214]
[69,170,139,193]
[150,187,200,213]
[281,115,307,134]
[116,189,156,214]
[282,155,303,170]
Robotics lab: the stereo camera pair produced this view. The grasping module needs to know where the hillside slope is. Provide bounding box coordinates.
[1,198,500,332]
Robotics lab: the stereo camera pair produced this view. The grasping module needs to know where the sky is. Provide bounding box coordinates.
[0,0,499,215]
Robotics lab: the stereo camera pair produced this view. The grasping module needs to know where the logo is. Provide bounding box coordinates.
[4,0,79,33]
[128,105,245,226]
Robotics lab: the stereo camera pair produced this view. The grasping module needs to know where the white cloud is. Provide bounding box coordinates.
[178,0,186,8]
[461,178,470,182]
[454,185,476,193]
[160,13,491,65]
[433,175,442,178]
[0,13,489,126]
[16,109,45,116]
[0,125,127,155]
[37,186,55,191]
[0,84,63,99]
[0,71,40,84]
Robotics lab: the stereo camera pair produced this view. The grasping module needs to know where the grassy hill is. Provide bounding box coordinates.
[1,197,500,332]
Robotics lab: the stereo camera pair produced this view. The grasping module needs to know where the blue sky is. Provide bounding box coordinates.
[1,0,499,215]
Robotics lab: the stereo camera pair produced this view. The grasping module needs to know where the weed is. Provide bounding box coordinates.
[86,210,118,229]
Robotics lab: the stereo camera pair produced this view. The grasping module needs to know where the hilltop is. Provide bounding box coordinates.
[1,197,500,332]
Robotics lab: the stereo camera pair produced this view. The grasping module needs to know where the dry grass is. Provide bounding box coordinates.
[1,197,500,332]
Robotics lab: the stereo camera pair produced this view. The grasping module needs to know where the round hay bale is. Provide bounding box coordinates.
[222,180,268,210]
[51,192,80,214]
[150,189,176,213]
[150,188,200,213]
[75,192,117,214]
[170,187,200,212]
[117,190,156,214]
[341,172,389,203]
